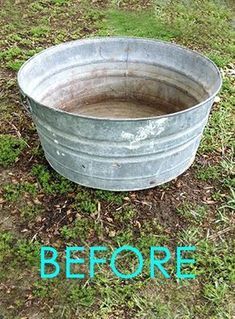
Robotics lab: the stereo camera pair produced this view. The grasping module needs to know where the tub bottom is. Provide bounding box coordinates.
[61,97,173,118]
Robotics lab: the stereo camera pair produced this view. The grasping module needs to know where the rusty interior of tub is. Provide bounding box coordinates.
[34,61,209,119]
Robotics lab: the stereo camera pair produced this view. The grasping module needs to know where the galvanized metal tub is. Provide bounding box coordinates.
[17,37,222,191]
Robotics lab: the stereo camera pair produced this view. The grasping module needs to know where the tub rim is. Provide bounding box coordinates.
[17,36,222,122]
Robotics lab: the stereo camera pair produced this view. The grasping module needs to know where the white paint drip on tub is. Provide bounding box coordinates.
[56,150,65,156]
[52,133,59,145]
[121,118,167,149]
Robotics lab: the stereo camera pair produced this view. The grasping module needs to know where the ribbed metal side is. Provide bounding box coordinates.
[18,37,222,191]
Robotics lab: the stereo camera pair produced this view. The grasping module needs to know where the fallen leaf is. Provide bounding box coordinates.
[214,96,221,103]
[109,230,116,237]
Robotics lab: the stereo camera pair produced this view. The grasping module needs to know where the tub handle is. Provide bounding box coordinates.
[20,93,32,115]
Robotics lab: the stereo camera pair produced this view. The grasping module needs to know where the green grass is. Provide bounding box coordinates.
[3,184,22,201]
[0,0,234,318]
[30,26,50,37]
[195,165,221,181]
[60,218,95,242]
[176,202,208,223]
[155,0,234,54]
[0,45,42,71]
[95,189,127,205]
[3,182,37,202]
[207,52,232,68]
[74,189,98,213]
[114,206,136,223]
[20,204,42,221]
[199,79,235,154]
[0,232,13,263]
[0,134,26,167]
[98,9,180,39]
[0,231,40,278]
[31,164,75,194]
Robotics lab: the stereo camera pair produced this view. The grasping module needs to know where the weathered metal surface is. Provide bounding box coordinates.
[18,37,222,191]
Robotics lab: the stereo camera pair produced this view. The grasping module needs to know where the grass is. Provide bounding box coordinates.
[199,79,235,154]
[31,163,75,194]
[0,45,42,71]
[20,204,43,221]
[95,189,127,205]
[60,217,96,242]
[195,165,221,181]
[3,182,37,201]
[0,134,26,167]
[98,9,180,40]
[176,202,208,223]
[74,189,98,213]
[0,0,234,318]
